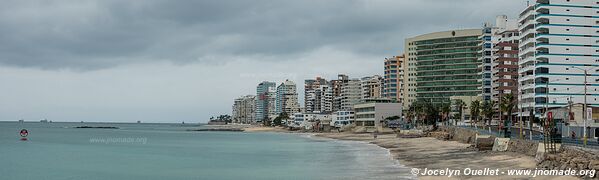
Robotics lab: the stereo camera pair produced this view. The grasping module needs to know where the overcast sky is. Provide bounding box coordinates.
[0,0,526,123]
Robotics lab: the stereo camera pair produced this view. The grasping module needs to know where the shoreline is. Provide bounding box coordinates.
[200,124,586,179]
[313,133,580,180]
[238,126,579,180]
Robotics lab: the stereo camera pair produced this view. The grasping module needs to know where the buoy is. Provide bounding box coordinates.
[20,129,29,141]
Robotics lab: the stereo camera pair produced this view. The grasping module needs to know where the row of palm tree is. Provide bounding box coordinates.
[406,93,517,128]
[468,93,517,128]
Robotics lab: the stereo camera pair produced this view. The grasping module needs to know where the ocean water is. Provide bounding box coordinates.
[0,122,413,180]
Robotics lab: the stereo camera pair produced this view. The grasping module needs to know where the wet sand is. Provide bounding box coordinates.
[315,133,578,180]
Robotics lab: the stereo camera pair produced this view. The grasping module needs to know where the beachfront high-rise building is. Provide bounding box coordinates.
[361,75,384,100]
[331,74,349,112]
[491,15,519,106]
[479,25,494,102]
[405,29,483,106]
[518,0,599,118]
[341,79,362,110]
[232,95,256,124]
[256,81,276,122]
[275,80,301,117]
[304,77,329,113]
[384,55,404,102]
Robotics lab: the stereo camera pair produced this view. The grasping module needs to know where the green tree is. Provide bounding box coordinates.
[440,103,451,126]
[411,100,426,127]
[424,102,439,125]
[470,100,481,127]
[273,112,289,126]
[500,93,516,130]
[481,100,495,127]
[453,100,465,126]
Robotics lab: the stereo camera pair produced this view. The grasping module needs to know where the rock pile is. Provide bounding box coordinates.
[537,147,599,179]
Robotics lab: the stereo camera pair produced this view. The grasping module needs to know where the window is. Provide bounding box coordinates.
[566,38,570,41]
[566,68,569,70]
[566,19,570,21]
[566,29,570,31]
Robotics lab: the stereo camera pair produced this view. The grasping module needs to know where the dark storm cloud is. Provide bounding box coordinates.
[0,0,524,70]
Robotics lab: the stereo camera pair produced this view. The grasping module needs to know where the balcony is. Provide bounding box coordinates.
[519,74,535,83]
[518,8,536,25]
[519,37,536,50]
[519,46,536,57]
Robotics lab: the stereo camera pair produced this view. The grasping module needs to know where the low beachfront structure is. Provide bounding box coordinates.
[292,113,332,130]
[330,111,354,128]
[354,100,402,132]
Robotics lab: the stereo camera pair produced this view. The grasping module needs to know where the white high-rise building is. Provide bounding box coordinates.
[232,95,256,124]
[275,80,301,117]
[305,77,333,113]
[361,75,384,100]
[341,79,362,110]
[256,81,276,122]
[518,0,599,119]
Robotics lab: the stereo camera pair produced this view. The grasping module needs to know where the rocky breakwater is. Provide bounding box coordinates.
[538,147,599,178]
[506,139,538,157]
[434,126,478,144]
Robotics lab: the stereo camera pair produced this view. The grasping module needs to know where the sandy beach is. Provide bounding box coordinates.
[243,126,291,133]
[315,133,579,180]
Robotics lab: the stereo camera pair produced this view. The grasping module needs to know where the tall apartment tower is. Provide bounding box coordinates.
[491,15,519,106]
[275,80,301,116]
[232,95,256,124]
[405,29,483,106]
[384,55,405,102]
[518,0,599,117]
[479,25,494,102]
[304,77,329,113]
[361,75,384,100]
[256,81,276,122]
[341,78,362,110]
[330,74,349,112]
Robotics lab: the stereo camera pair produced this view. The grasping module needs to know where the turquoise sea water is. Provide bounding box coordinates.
[0,122,413,180]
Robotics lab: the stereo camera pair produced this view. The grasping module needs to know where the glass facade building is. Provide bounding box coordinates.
[405,29,483,105]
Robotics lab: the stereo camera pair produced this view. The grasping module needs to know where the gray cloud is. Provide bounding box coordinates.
[0,0,524,70]
[0,0,526,122]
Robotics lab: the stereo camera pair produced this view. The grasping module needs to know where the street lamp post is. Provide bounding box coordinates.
[570,66,598,147]
[519,90,523,139]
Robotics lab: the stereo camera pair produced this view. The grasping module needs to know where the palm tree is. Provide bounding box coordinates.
[453,100,465,126]
[481,100,495,127]
[470,100,481,127]
[500,93,516,136]
[441,103,451,126]
[412,100,426,127]
[406,108,415,128]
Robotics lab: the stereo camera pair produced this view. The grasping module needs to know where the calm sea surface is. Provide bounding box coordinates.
[0,122,413,180]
